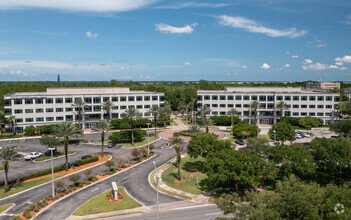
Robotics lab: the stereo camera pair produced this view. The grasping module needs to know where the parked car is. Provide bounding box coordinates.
[294,133,302,139]
[331,135,339,139]
[238,147,245,151]
[44,148,57,156]
[235,140,245,145]
[24,152,42,160]
[302,142,310,147]
[81,155,92,159]
[107,143,116,148]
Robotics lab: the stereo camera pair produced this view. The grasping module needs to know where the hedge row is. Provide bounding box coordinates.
[74,156,99,167]
[18,164,69,182]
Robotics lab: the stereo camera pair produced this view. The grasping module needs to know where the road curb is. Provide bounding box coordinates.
[0,203,16,216]
[32,152,76,163]
[0,155,112,203]
[32,153,156,220]
[122,137,161,149]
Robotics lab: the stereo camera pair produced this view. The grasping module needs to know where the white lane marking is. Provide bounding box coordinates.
[204,212,221,216]
[91,187,99,192]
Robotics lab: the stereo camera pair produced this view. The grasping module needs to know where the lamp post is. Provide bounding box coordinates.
[146,123,150,155]
[50,148,55,198]
[153,161,159,220]
[273,130,276,142]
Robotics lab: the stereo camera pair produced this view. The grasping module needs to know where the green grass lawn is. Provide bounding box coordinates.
[0,204,13,213]
[34,151,74,161]
[73,187,141,216]
[94,141,111,145]
[122,136,159,148]
[180,120,189,125]
[258,134,270,140]
[161,156,207,195]
[0,176,61,199]
[170,121,178,126]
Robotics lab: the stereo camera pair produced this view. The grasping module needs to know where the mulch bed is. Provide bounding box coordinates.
[106,190,126,203]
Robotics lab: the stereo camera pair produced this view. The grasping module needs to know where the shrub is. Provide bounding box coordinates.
[233,121,259,139]
[108,129,146,143]
[24,212,31,219]
[104,160,115,170]
[64,189,69,194]
[43,201,48,206]
[55,180,66,192]
[78,182,84,187]
[121,164,128,168]
[35,124,58,134]
[139,147,148,157]
[210,115,240,126]
[34,208,39,212]
[18,164,69,182]
[25,205,35,212]
[104,171,115,175]
[74,156,99,166]
[149,144,155,151]
[68,174,81,186]
[12,216,22,220]
[115,157,125,167]
[89,176,98,182]
[23,125,36,135]
[131,148,141,159]
[59,192,64,197]
[83,169,93,180]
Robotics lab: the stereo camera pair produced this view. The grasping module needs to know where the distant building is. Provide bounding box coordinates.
[307,81,340,90]
[4,87,164,132]
[344,88,351,100]
[57,74,60,83]
[197,87,339,125]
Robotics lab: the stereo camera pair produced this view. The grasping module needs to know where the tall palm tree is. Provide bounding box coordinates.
[177,101,187,117]
[147,105,159,135]
[227,108,240,137]
[201,117,213,133]
[7,115,16,134]
[0,146,17,191]
[187,101,195,124]
[199,104,211,120]
[102,100,114,122]
[54,122,83,170]
[275,101,289,121]
[250,101,260,125]
[159,101,172,127]
[121,107,142,146]
[96,120,110,154]
[170,135,184,181]
[0,110,4,134]
[72,98,86,129]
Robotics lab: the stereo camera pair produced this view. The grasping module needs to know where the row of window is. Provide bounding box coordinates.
[211,111,332,117]
[5,95,164,106]
[204,103,335,109]
[198,95,339,102]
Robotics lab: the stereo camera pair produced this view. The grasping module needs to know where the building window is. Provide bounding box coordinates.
[309,112,316,116]
[25,99,33,104]
[152,96,158,101]
[220,95,226,100]
[65,108,73,112]
[244,96,250,101]
[144,112,150,117]
[4,108,12,115]
[93,97,101,103]
[112,106,118,110]
[112,113,118,119]
[14,99,22,105]
[120,106,127,109]
[243,104,249,108]
[14,109,23,114]
[144,105,150,109]
[46,117,54,121]
[220,104,226,108]
[55,98,63,104]
[334,96,339,102]
[243,111,250,116]
[301,96,307,101]
[326,105,332,109]
[228,104,234,108]
[128,96,135,101]
[4,100,11,106]
[317,112,324,116]
[267,96,274,102]
[301,112,307,116]
[251,96,258,100]
[144,96,150,101]
[160,103,164,107]
[228,95,234,100]
[56,116,64,121]
[93,106,101,111]
[137,96,143,101]
[137,105,143,109]
[293,112,299,116]
[84,97,92,103]
[84,106,92,112]
[36,117,44,122]
[204,95,210,100]
[212,95,218,100]
[326,96,332,101]
[25,109,33,113]
[317,105,324,109]
[285,96,291,101]
[46,108,54,113]
[25,118,34,122]
[259,96,266,102]
[317,96,324,101]
[236,95,242,100]
[260,103,266,109]
[309,96,316,101]
[301,105,307,108]
[293,105,299,108]
[46,98,53,104]
[66,115,73,121]
[309,105,316,108]
[160,96,164,101]
[120,96,126,102]
[103,97,110,102]
[220,111,226,115]
[212,104,218,108]
[65,98,73,103]
[212,111,218,116]
[35,98,44,104]
[267,103,274,109]
[112,97,118,102]
[235,104,242,108]
[36,109,44,113]
[56,108,64,112]
[293,96,299,101]
[276,96,283,101]
[128,105,135,109]
[16,118,23,123]
[284,111,291,117]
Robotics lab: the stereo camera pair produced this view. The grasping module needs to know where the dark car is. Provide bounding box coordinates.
[331,135,339,139]
[302,142,310,147]
[235,140,245,145]
[107,143,116,148]
[81,155,92,159]
[44,148,57,156]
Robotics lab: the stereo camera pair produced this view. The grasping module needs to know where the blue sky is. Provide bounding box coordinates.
[0,0,350,81]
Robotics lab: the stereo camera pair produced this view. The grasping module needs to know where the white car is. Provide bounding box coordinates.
[24,152,42,160]
[294,134,302,139]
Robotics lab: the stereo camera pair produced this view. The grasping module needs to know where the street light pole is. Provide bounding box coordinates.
[147,123,150,155]
[273,130,276,142]
[51,148,55,198]
[153,161,159,220]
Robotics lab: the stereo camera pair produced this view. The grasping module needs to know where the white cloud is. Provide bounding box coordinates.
[291,55,299,58]
[156,2,229,9]
[218,15,307,38]
[155,23,197,34]
[260,63,270,70]
[316,44,327,48]
[335,55,351,65]
[120,66,125,70]
[302,63,339,71]
[283,64,290,68]
[340,67,347,70]
[86,31,98,38]
[204,58,241,67]
[303,59,313,64]
[242,65,248,69]
[286,51,290,55]
[183,62,192,66]
[0,0,158,12]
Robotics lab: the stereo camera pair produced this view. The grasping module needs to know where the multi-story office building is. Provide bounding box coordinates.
[307,81,340,90]
[4,87,164,132]
[197,87,339,125]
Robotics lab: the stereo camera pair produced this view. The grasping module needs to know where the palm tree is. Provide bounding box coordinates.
[188,124,201,134]
[96,120,110,155]
[199,104,211,120]
[275,101,289,121]
[121,107,142,146]
[159,101,172,127]
[147,105,159,135]
[72,98,86,129]
[187,101,195,124]
[250,101,260,125]
[0,146,17,191]
[7,115,16,134]
[201,117,213,133]
[170,135,184,181]
[177,101,187,117]
[54,122,83,170]
[227,108,240,137]
[0,110,4,134]
[102,100,114,122]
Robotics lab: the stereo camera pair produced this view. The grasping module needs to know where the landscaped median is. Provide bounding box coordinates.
[33,151,75,162]
[13,152,156,220]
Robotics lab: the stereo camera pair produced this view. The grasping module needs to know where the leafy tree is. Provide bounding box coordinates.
[110,118,132,129]
[201,117,213,133]
[198,104,211,120]
[40,135,61,149]
[210,116,233,126]
[7,115,16,134]
[96,120,110,154]
[299,116,321,130]
[159,101,172,127]
[105,160,115,171]
[275,101,289,121]
[36,124,58,134]
[68,174,81,186]
[339,101,351,116]
[71,98,86,129]
[250,101,260,125]
[147,105,159,135]
[329,120,351,137]
[177,101,187,117]
[115,157,125,167]
[55,180,66,192]
[131,148,141,159]
[121,107,142,146]
[268,121,295,143]
[0,110,4,134]
[187,133,230,158]
[102,100,114,122]
[108,129,146,144]
[23,125,36,135]
[54,122,83,170]
[0,146,17,191]
[282,116,300,127]
[227,108,240,137]
[170,135,184,180]
[83,169,93,180]
[233,121,259,139]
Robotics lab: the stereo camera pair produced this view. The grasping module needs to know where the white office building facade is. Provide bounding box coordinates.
[197,87,339,125]
[4,87,164,132]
